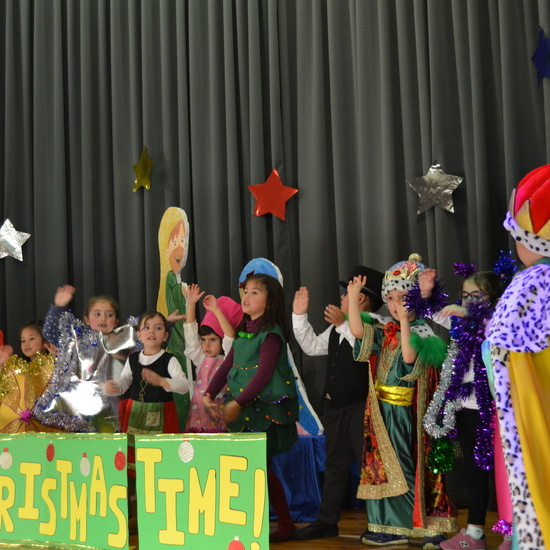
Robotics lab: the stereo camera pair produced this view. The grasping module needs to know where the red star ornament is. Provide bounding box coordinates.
[248,169,298,221]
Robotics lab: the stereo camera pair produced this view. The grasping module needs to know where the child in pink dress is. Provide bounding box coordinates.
[183,284,242,432]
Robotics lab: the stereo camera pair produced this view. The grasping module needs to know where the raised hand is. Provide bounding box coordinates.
[203,295,219,312]
[187,284,205,304]
[54,285,76,307]
[419,269,437,298]
[293,287,310,315]
[324,304,345,327]
[347,275,367,300]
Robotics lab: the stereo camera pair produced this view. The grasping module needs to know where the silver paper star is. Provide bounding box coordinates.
[0,219,31,261]
[407,164,463,214]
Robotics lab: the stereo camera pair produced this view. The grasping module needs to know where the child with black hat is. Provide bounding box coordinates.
[292,265,384,540]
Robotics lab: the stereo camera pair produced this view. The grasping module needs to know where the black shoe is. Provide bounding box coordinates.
[293,520,339,540]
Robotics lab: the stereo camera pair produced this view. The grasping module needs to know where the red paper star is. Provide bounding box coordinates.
[248,169,298,221]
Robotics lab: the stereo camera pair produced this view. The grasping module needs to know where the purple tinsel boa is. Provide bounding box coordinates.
[405,279,448,318]
[424,300,495,470]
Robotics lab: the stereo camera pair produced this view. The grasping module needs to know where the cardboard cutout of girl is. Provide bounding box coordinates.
[157,207,192,429]
[238,258,323,436]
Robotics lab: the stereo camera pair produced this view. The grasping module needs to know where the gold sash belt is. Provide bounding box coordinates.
[376,383,414,406]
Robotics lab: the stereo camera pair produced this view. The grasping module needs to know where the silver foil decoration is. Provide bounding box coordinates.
[34,312,138,432]
[0,219,30,261]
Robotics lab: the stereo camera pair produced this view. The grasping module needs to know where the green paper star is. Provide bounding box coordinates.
[407,164,463,214]
[132,147,154,192]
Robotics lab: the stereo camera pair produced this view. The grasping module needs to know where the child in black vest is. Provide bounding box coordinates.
[292,265,384,540]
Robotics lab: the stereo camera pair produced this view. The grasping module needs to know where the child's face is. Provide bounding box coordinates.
[340,291,349,314]
[459,280,487,307]
[20,327,45,360]
[84,301,119,334]
[166,222,186,274]
[386,289,415,322]
[137,315,169,353]
[241,281,268,320]
[201,333,223,357]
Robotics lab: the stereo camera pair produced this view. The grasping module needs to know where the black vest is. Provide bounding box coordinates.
[127,352,174,403]
[323,327,369,408]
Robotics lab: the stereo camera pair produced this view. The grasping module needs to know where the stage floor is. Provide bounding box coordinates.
[4,508,503,549]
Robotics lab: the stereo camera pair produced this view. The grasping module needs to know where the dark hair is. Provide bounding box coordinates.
[84,295,119,319]
[198,324,221,338]
[465,271,506,306]
[138,311,169,332]
[18,320,49,360]
[236,273,290,341]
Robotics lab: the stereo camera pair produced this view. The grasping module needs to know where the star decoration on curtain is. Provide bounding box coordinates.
[247,169,298,221]
[132,147,154,192]
[407,164,463,214]
[531,27,550,86]
[0,219,31,261]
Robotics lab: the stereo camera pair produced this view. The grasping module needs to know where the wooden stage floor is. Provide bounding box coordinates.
[5,508,503,549]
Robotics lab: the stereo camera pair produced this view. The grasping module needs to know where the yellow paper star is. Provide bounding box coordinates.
[132,147,154,192]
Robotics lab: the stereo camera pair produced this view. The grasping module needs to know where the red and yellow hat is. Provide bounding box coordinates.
[504,164,550,256]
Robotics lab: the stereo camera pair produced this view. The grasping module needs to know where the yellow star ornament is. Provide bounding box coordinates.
[132,147,154,192]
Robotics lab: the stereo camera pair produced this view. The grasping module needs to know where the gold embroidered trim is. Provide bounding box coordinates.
[357,367,409,500]
[355,323,375,362]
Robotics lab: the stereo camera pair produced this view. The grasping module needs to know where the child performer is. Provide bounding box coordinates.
[106,311,189,533]
[183,284,242,432]
[348,254,456,547]
[106,311,189,439]
[292,265,385,540]
[203,273,299,543]
[421,266,512,550]
[40,285,138,432]
[0,322,58,433]
[487,164,550,549]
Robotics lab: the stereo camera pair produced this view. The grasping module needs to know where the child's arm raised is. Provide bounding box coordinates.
[396,300,417,364]
[347,276,366,338]
[54,285,76,307]
[418,269,437,298]
[185,284,205,324]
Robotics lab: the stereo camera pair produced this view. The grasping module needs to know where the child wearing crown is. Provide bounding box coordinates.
[487,165,550,550]
[347,254,457,547]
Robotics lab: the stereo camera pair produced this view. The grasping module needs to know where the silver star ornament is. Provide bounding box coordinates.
[0,219,31,261]
[408,164,463,214]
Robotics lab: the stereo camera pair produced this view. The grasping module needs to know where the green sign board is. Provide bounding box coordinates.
[135,433,268,550]
[0,432,269,550]
[0,432,128,549]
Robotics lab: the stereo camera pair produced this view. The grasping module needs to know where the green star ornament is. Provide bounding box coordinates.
[408,164,463,214]
[132,147,154,192]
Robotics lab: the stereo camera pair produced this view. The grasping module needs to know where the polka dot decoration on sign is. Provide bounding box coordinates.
[115,448,126,471]
[228,535,245,550]
[80,453,91,476]
[0,448,12,470]
[178,440,195,463]
[46,441,55,462]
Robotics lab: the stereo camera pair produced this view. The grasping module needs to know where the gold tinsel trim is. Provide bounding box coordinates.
[0,353,54,400]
